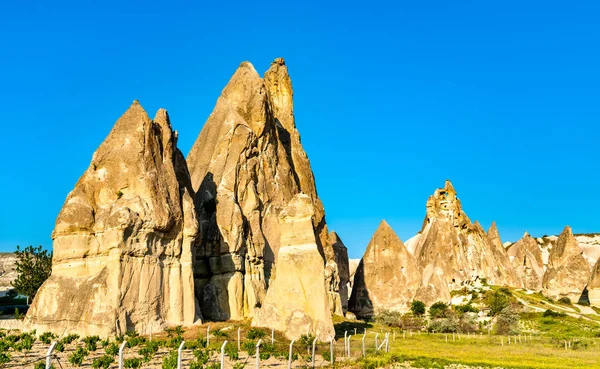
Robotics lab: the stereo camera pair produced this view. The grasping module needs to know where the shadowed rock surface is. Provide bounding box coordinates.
[542,226,590,301]
[331,232,350,312]
[589,258,600,307]
[412,181,520,305]
[349,220,420,317]
[507,232,544,291]
[26,102,200,336]
[252,194,335,341]
[186,59,342,321]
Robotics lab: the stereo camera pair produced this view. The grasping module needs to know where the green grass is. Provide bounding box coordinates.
[385,333,600,369]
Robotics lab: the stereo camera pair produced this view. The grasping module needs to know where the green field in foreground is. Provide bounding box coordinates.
[359,332,600,369]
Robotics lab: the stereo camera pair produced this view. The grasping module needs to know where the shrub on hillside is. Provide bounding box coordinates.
[375,310,403,327]
[558,297,572,305]
[410,300,426,316]
[496,306,520,335]
[429,302,450,319]
[543,309,566,318]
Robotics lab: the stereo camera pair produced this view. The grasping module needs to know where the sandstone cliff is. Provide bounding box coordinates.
[186,59,342,321]
[542,226,590,301]
[506,232,544,291]
[412,181,520,305]
[26,102,200,336]
[252,194,335,341]
[349,220,420,317]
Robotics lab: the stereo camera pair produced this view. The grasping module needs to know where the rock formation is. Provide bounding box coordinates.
[349,220,420,317]
[487,222,523,288]
[0,253,18,289]
[588,258,600,307]
[542,226,590,301]
[348,258,360,297]
[412,181,520,305]
[330,232,350,312]
[26,102,200,336]
[252,194,335,341]
[536,233,600,270]
[186,58,342,321]
[506,232,544,291]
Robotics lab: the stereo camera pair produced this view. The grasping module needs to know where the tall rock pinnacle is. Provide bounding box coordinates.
[186,59,343,324]
[413,181,520,304]
[26,102,200,336]
[349,221,421,316]
[507,232,544,290]
[542,226,591,301]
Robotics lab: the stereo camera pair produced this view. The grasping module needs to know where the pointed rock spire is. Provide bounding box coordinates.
[542,226,590,301]
[330,231,350,313]
[349,220,420,317]
[588,258,600,307]
[507,232,544,290]
[27,101,200,336]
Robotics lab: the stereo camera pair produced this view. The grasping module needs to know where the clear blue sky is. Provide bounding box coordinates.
[1,1,598,258]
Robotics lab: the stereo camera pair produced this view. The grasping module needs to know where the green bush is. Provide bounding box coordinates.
[68,347,88,366]
[429,302,449,319]
[124,357,143,369]
[40,331,56,344]
[411,300,426,316]
[485,289,515,316]
[62,334,79,344]
[454,303,479,314]
[162,350,178,369]
[375,310,403,327]
[225,344,239,360]
[206,363,220,369]
[92,354,114,369]
[322,348,334,362]
[189,360,204,369]
[54,341,65,353]
[83,335,101,351]
[246,328,266,340]
[105,342,119,356]
[543,309,566,318]
[558,297,572,305]
[232,363,245,369]
[242,340,256,355]
[193,348,210,364]
[496,306,520,335]
[0,353,10,364]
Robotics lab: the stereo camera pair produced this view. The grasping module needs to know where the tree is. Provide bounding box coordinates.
[410,300,426,316]
[429,301,449,319]
[485,289,515,316]
[495,306,520,335]
[12,245,52,302]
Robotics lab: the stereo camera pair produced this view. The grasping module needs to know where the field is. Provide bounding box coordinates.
[1,312,599,369]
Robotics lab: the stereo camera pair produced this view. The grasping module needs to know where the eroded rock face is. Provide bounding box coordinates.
[0,253,18,288]
[412,181,520,305]
[26,102,200,336]
[186,59,342,321]
[349,220,420,317]
[542,226,590,301]
[252,194,335,341]
[487,222,523,288]
[506,232,544,291]
[588,258,600,307]
[330,232,350,312]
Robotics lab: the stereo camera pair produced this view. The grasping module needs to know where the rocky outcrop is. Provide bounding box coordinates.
[252,194,334,341]
[0,253,18,289]
[536,233,600,271]
[412,181,520,305]
[26,102,200,336]
[330,232,350,312]
[588,258,600,307]
[506,232,544,291]
[186,59,342,321]
[349,221,420,317]
[542,226,590,301]
[487,222,523,288]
